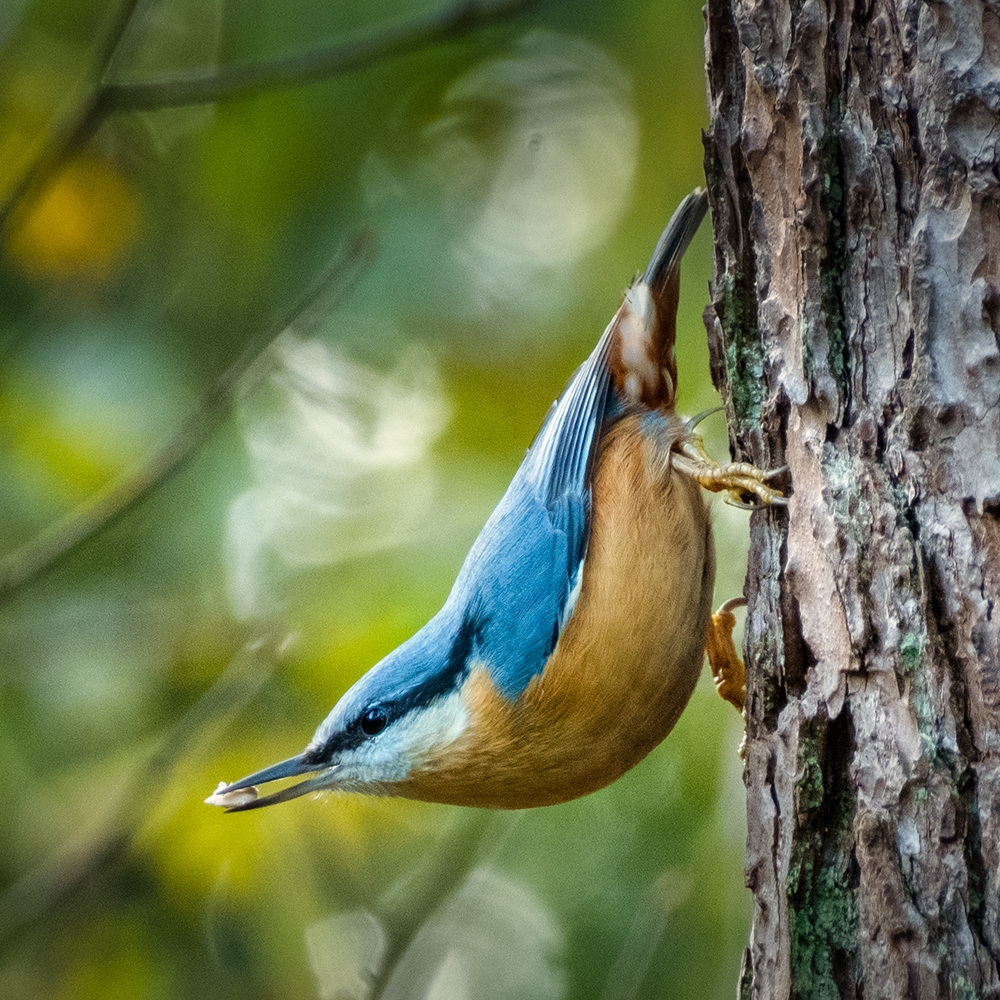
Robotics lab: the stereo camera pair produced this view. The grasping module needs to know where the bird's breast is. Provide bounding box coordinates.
[397,412,715,809]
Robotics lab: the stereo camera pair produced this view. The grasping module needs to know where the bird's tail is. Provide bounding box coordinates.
[608,189,709,413]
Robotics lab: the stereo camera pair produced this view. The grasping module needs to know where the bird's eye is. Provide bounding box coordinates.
[359,707,388,736]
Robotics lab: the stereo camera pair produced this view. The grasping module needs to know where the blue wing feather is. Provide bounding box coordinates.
[443,325,616,697]
[525,324,614,505]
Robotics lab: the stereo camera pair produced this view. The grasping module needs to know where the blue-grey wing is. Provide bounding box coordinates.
[446,325,616,698]
[364,195,709,708]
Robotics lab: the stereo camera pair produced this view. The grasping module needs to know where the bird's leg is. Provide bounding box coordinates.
[705,597,747,714]
[671,429,786,509]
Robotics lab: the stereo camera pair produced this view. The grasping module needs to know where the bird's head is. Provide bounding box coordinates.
[209,614,476,811]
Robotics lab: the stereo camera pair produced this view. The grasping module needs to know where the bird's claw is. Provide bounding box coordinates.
[705,597,746,715]
[672,434,787,508]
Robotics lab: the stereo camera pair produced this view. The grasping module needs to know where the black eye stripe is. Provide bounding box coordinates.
[316,615,479,759]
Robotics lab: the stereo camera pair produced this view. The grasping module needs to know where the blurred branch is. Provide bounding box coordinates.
[0,232,375,606]
[0,0,537,594]
[370,811,507,999]
[104,0,537,110]
[0,0,536,247]
[0,0,145,246]
[0,633,280,940]
[599,870,692,1000]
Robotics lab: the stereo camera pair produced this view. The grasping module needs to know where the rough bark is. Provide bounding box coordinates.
[702,0,1000,997]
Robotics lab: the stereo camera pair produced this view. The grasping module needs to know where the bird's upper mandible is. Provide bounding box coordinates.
[208,189,784,813]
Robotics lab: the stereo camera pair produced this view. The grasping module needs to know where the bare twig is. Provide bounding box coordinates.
[370,810,506,1000]
[0,0,535,583]
[104,0,536,111]
[0,232,375,606]
[0,0,536,246]
[0,0,144,244]
[91,0,146,74]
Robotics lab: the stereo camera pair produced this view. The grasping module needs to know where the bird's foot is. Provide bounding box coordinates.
[706,597,747,715]
[672,432,787,509]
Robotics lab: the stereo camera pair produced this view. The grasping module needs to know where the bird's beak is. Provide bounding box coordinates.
[204,753,339,812]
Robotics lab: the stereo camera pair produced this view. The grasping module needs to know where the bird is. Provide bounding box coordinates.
[207,189,784,813]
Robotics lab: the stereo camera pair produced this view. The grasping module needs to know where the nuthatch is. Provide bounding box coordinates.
[207,190,784,812]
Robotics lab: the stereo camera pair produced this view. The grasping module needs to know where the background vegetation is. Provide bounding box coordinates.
[0,1,754,997]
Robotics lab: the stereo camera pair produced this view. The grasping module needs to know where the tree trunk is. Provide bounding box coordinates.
[702,0,1000,996]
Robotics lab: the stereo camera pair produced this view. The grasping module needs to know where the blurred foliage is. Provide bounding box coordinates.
[0,1,755,998]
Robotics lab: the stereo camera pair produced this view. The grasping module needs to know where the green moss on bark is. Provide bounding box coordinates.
[787,715,859,999]
[718,272,765,429]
